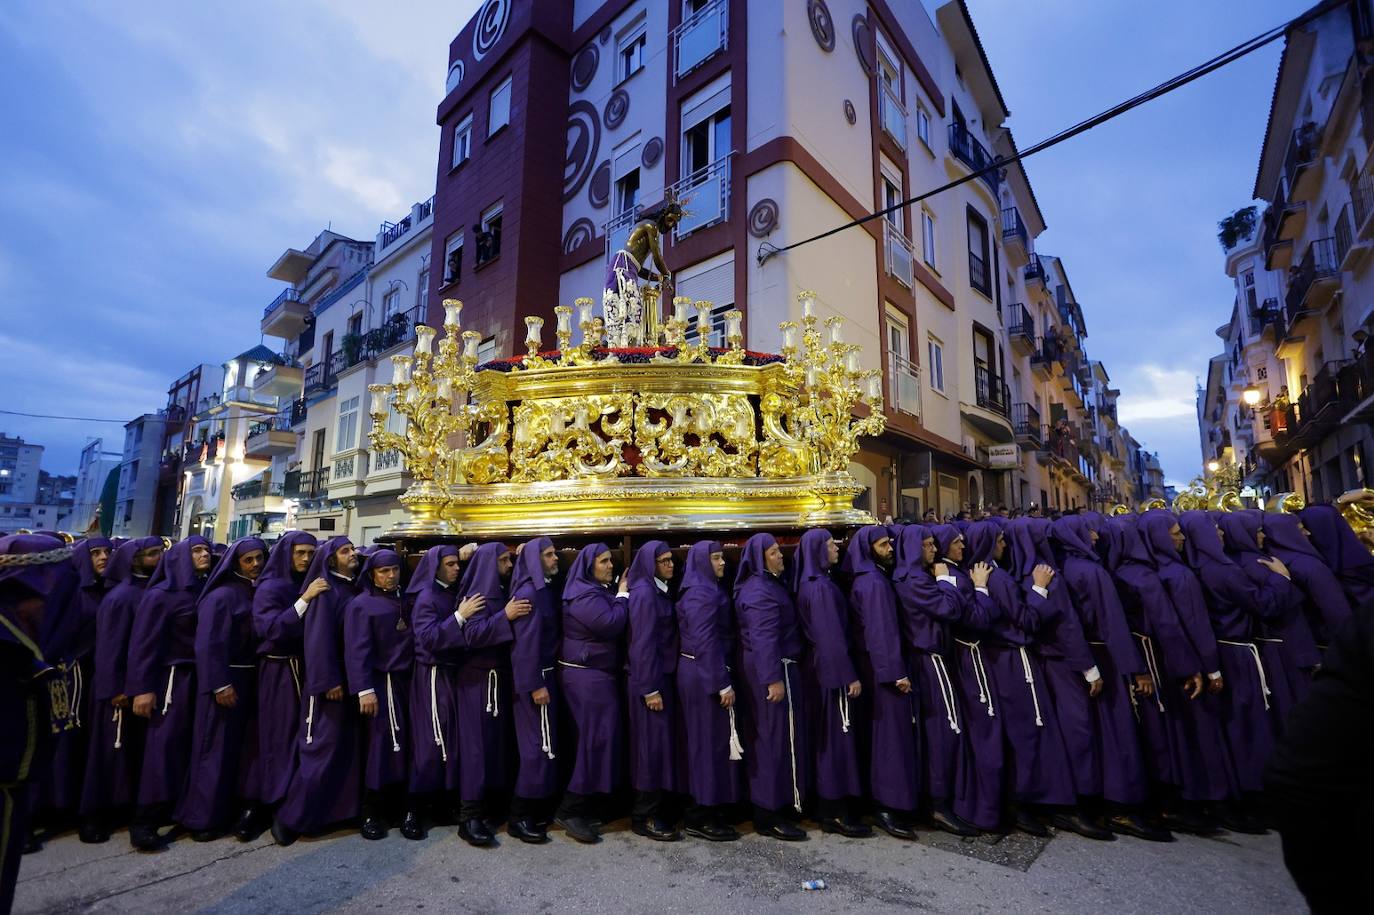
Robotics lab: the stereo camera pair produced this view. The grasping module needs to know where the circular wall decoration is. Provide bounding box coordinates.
[563,100,601,203]
[843,99,856,125]
[748,198,779,238]
[603,88,630,129]
[600,24,612,44]
[563,218,596,254]
[472,0,510,62]
[808,0,835,52]
[641,136,664,168]
[571,44,599,92]
[589,161,612,209]
[445,59,465,95]
[852,14,875,74]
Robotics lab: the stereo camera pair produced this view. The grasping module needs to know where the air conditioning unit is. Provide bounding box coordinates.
[962,435,977,457]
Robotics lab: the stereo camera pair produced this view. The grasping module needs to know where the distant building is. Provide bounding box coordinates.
[0,433,43,504]
[113,413,169,538]
[36,470,76,507]
[71,439,121,532]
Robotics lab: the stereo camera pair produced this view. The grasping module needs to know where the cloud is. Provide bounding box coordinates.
[1116,365,1198,424]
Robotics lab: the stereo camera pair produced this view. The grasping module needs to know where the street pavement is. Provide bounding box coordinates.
[14,820,1304,914]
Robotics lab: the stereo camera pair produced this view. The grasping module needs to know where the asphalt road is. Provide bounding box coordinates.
[13,820,1304,914]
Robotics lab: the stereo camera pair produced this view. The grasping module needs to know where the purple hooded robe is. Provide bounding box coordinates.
[558,543,628,796]
[733,533,807,814]
[1299,504,1374,608]
[1261,511,1353,646]
[176,537,266,830]
[277,536,362,833]
[452,542,516,804]
[842,526,921,813]
[407,544,464,794]
[509,537,562,801]
[343,550,413,792]
[674,540,744,807]
[125,535,210,811]
[250,530,317,806]
[626,540,680,794]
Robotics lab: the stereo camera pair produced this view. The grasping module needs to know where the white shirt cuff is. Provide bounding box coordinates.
[214,684,232,694]
[1083,666,1101,684]
[294,598,309,617]
[452,611,467,628]
[937,575,958,586]
[975,586,990,596]
[1032,585,1049,598]
[644,690,661,700]
[718,687,733,698]
[1206,670,1222,681]
[358,688,375,698]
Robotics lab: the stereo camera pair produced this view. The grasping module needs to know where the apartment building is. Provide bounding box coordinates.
[0,433,43,505]
[71,439,121,532]
[1204,1,1374,502]
[112,413,168,538]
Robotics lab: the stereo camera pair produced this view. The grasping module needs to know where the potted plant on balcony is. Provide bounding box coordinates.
[341,332,364,367]
[1217,206,1257,250]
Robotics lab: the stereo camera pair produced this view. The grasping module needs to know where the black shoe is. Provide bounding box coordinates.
[1014,809,1049,837]
[1107,814,1174,843]
[757,820,809,841]
[930,808,979,837]
[79,819,110,844]
[458,817,495,847]
[1212,806,1268,835]
[400,812,426,841]
[685,820,740,842]
[1160,809,1220,837]
[360,817,388,841]
[1050,811,1115,841]
[871,810,918,840]
[507,818,549,844]
[191,828,226,843]
[555,815,600,844]
[819,816,874,838]
[232,807,266,842]
[269,816,298,847]
[130,824,166,852]
[631,817,683,842]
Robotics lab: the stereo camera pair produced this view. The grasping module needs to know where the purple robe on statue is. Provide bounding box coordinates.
[1051,516,1147,805]
[1299,504,1374,609]
[734,533,807,814]
[277,536,362,834]
[407,545,464,795]
[675,541,744,807]
[125,536,209,812]
[250,531,316,807]
[626,541,680,794]
[453,542,516,805]
[509,538,562,801]
[343,550,413,792]
[968,521,1076,808]
[1262,511,1354,646]
[842,526,920,814]
[892,525,974,812]
[80,538,159,819]
[1177,511,1299,793]
[792,530,861,805]
[177,538,265,831]
[559,543,629,796]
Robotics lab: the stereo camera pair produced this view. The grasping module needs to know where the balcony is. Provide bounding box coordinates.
[879,84,907,149]
[1011,403,1041,447]
[671,0,727,82]
[969,248,989,296]
[245,414,295,457]
[1284,237,1340,328]
[948,123,1000,196]
[1250,297,1285,340]
[1040,422,1080,465]
[1283,122,1322,204]
[1006,303,1035,355]
[1342,346,1374,422]
[252,358,303,398]
[261,287,309,339]
[974,364,1009,417]
[1261,204,1294,271]
[379,196,434,253]
[1030,335,1061,381]
[328,451,370,498]
[963,364,1013,442]
[304,351,345,396]
[342,305,423,372]
[604,206,641,261]
[183,435,222,468]
[1356,164,1374,239]
[1001,208,1028,267]
[1336,203,1370,272]
[669,153,731,239]
[289,396,308,427]
[283,467,330,500]
[1290,360,1355,447]
[1024,253,1046,288]
[887,353,922,418]
[231,475,285,515]
[884,220,915,288]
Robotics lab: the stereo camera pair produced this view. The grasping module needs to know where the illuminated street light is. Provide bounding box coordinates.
[1242,386,1262,406]
[1207,460,1221,473]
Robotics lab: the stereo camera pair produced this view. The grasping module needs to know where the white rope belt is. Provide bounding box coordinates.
[386,672,401,753]
[112,707,123,750]
[1219,639,1272,711]
[557,660,590,669]
[539,665,556,759]
[956,639,994,718]
[485,669,500,718]
[1132,632,1166,713]
[929,654,961,734]
[71,662,83,728]
[305,695,316,745]
[838,692,851,734]
[1018,647,1044,727]
[782,658,801,813]
[727,704,744,761]
[430,666,448,762]
[162,666,176,715]
[266,655,302,698]
[229,663,255,669]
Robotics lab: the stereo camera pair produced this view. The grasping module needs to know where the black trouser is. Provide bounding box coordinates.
[632,790,666,821]
[815,797,850,821]
[557,792,600,821]
[509,795,551,822]
[131,801,169,831]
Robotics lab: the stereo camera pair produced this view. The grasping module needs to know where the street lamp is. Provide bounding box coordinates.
[1242,385,1262,407]
[1207,460,1221,473]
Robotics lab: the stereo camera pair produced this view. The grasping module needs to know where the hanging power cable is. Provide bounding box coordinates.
[757,0,1349,266]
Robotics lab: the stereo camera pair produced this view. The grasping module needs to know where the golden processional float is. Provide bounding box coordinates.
[364,289,885,541]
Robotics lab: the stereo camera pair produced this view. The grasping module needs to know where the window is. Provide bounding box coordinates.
[615,167,640,215]
[443,231,464,285]
[451,113,473,168]
[683,303,733,348]
[476,202,503,266]
[336,396,360,452]
[618,26,646,82]
[348,312,362,337]
[916,102,931,149]
[417,267,430,309]
[382,288,402,321]
[488,76,512,136]
[922,209,936,268]
[1242,270,1257,312]
[967,208,990,295]
[683,104,731,175]
[927,336,945,393]
[881,172,902,228]
[477,336,497,364]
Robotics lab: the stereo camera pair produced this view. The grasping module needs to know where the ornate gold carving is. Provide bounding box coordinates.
[635,392,756,477]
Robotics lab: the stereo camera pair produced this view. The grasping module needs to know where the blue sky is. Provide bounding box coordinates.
[0,1,1301,484]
